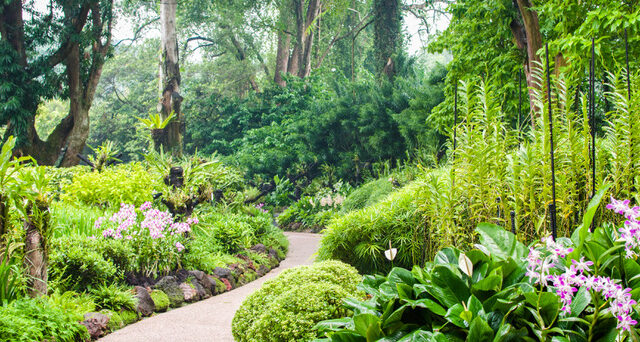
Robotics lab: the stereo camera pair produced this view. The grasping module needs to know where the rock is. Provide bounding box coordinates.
[134,286,155,317]
[81,312,110,339]
[154,276,184,307]
[250,243,267,254]
[188,270,205,281]
[179,282,198,302]
[268,248,281,261]
[150,289,170,312]
[213,267,232,279]
[257,264,270,277]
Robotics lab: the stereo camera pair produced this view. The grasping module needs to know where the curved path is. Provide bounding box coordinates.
[99,232,321,342]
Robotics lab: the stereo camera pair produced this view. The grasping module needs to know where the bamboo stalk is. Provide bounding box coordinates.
[546,43,557,239]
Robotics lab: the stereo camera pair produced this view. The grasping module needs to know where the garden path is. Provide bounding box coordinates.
[98,232,321,342]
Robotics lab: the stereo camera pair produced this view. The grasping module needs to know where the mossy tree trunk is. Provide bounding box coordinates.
[23,200,50,297]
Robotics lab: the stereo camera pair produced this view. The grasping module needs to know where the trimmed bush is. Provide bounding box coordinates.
[150,290,170,312]
[232,261,361,342]
[49,240,118,292]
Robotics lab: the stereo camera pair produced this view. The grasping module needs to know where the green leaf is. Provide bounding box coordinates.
[467,316,494,341]
[578,183,611,248]
[353,313,383,341]
[524,292,559,326]
[429,265,470,307]
[472,267,503,292]
[569,287,591,318]
[445,303,467,328]
[476,223,526,261]
[315,318,352,333]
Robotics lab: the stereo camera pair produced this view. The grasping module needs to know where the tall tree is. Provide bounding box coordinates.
[0,0,114,166]
[159,0,183,157]
[373,0,402,80]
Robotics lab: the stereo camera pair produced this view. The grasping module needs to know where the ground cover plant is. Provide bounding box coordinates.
[315,194,640,340]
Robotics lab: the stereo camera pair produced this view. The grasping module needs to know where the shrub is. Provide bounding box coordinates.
[61,163,160,207]
[340,178,395,213]
[150,290,170,312]
[49,239,119,292]
[46,291,96,321]
[90,284,136,312]
[318,181,426,274]
[232,261,362,342]
[0,298,89,341]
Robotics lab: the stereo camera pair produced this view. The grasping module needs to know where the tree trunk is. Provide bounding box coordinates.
[23,201,49,297]
[286,0,320,78]
[374,0,402,80]
[510,0,543,125]
[275,32,291,86]
[160,0,183,158]
[5,1,112,166]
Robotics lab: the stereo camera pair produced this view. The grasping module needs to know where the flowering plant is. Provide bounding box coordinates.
[95,202,199,276]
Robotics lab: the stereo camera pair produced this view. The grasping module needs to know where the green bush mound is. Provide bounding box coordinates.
[318,180,427,274]
[340,178,395,213]
[101,309,125,331]
[232,261,362,342]
[0,298,89,341]
[150,290,170,312]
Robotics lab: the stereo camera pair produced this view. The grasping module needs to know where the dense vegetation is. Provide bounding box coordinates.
[2,0,640,340]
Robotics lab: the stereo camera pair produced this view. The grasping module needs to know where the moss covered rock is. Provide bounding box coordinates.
[150,290,170,312]
[119,310,139,325]
[100,310,124,331]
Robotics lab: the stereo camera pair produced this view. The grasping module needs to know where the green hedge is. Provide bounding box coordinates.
[232,261,362,342]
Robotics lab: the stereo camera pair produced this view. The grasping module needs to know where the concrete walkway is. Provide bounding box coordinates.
[99,232,321,342]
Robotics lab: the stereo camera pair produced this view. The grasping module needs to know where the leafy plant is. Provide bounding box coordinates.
[90,283,137,312]
[0,297,89,341]
[232,261,362,342]
[139,112,176,130]
[87,140,121,172]
[0,242,23,304]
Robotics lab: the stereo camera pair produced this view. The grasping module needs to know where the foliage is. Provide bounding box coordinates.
[49,238,120,292]
[315,213,640,341]
[90,284,137,313]
[46,291,96,322]
[340,178,396,213]
[232,261,362,342]
[49,202,109,238]
[87,140,122,172]
[0,242,23,304]
[0,298,89,342]
[139,112,176,130]
[318,180,427,274]
[61,163,160,207]
[190,207,287,256]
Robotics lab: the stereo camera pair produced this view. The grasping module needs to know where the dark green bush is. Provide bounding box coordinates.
[0,298,89,341]
[49,239,119,292]
[232,261,362,342]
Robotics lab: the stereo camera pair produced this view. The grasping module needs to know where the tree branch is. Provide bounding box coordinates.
[113,17,159,48]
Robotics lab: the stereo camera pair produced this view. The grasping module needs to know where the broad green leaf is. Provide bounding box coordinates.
[578,183,611,248]
[388,267,417,287]
[569,287,591,318]
[353,313,383,341]
[435,247,460,265]
[472,267,503,292]
[467,316,494,341]
[445,304,467,328]
[314,318,352,333]
[476,223,526,261]
[524,292,559,326]
[431,265,470,305]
